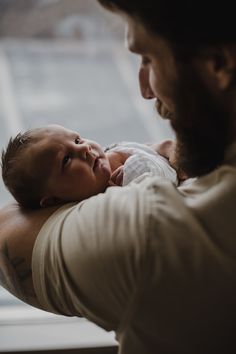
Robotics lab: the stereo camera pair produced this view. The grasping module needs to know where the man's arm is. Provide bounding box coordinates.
[0,203,58,308]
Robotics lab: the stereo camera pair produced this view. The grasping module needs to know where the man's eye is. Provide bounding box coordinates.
[62,155,70,166]
[75,137,81,144]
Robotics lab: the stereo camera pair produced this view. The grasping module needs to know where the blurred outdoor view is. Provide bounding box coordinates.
[0,0,173,351]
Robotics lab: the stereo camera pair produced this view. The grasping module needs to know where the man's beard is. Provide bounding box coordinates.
[159,68,232,178]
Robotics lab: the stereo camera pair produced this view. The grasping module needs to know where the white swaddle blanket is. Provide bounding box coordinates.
[108,142,178,186]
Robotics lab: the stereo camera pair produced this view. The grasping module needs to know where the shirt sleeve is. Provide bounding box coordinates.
[32,183,149,331]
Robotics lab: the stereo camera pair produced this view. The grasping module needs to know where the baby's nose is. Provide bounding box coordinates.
[77,143,92,160]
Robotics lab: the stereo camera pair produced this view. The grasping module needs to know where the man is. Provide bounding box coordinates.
[1,1,236,353]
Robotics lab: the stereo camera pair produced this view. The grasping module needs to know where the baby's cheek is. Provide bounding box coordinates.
[101,161,111,181]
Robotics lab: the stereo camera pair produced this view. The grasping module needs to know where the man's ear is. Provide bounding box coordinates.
[196,45,236,91]
[40,196,63,208]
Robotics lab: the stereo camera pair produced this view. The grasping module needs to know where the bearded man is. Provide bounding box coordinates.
[1,1,236,353]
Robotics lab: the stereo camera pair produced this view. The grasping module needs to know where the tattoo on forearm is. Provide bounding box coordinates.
[0,241,38,306]
[10,256,32,281]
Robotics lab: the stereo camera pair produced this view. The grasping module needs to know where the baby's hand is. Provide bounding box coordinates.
[109,165,124,186]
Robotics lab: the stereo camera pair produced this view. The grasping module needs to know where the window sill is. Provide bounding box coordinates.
[0,305,117,353]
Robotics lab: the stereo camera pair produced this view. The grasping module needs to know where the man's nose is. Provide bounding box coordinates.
[139,66,155,99]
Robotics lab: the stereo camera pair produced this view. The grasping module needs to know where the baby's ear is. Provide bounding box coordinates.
[40,196,63,208]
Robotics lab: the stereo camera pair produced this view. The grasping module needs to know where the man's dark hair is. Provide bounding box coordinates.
[98,0,236,178]
[98,0,236,49]
[1,130,46,209]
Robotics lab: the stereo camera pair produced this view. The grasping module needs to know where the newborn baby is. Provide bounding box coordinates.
[1,124,178,209]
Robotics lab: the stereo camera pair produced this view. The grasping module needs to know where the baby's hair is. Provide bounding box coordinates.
[1,129,46,209]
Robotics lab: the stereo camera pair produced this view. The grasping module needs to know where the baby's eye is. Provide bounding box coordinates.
[62,155,70,167]
[75,137,81,144]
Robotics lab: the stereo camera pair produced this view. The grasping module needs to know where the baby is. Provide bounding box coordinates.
[1,124,178,209]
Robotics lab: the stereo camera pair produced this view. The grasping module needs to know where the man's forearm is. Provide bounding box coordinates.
[0,240,39,307]
[0,203,58,308]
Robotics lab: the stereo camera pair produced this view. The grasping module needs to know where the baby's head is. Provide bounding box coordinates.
[1,125,111,209]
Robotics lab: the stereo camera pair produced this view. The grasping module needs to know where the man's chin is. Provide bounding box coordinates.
[155,100,173,120]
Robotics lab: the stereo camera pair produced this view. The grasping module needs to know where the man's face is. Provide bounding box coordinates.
[126,17,230,176]
[126,17,178,119]
[27,125,111,204]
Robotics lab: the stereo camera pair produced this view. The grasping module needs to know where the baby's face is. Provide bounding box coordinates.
[28,125,111,205]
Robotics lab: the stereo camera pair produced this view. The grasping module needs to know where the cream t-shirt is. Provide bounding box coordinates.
[32,145,236,354]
